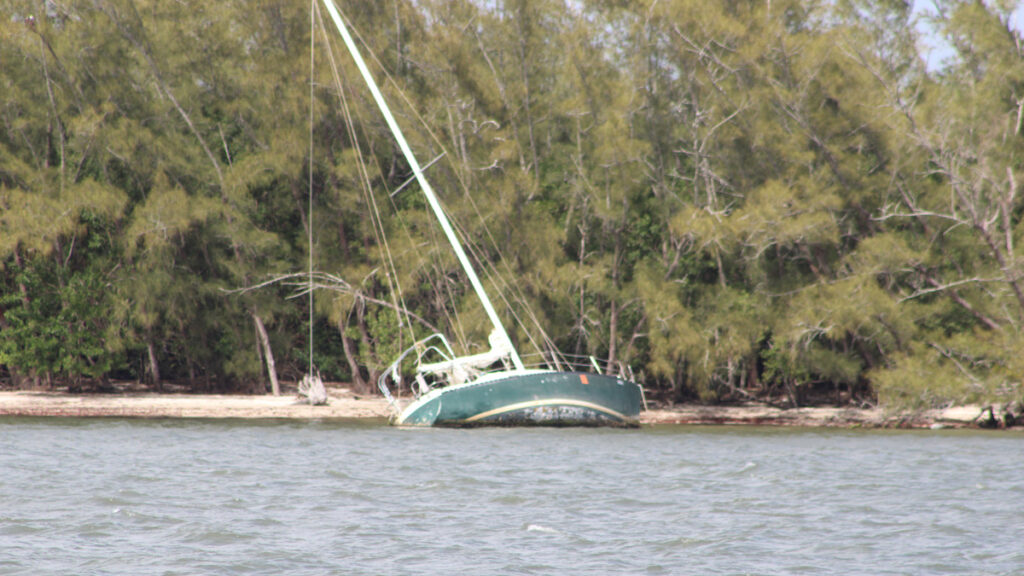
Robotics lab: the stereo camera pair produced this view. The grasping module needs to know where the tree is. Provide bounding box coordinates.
[853,0,1024,408]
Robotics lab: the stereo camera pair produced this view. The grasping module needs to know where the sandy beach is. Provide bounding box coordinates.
[0,387,392,420]
[0,386,1012,429]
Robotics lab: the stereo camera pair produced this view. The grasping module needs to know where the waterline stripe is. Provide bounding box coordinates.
[464,399,631,423]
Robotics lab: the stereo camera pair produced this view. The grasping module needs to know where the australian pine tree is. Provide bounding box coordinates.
[2,0,1022,408]
[850,0,1024,408]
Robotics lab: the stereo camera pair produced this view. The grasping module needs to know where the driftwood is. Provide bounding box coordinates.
[298,373,328,406]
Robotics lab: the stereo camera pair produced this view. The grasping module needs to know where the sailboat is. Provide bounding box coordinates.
[320,0,644,427]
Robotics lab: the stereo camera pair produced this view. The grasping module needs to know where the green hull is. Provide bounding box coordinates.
[396,370,643,427]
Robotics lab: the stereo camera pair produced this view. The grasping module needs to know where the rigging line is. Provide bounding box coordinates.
[431,154,560,362]
[333,4,546,363]
[450,214,554,365]
[390,153,445,198]
[446,171,564,365]
[338,73,465,352]
[350,41,559,363]
[323,0,525,371]
[344,41,468,354]
[367,144,470,353]
[365,86,547,356]
[370,145,466,351]
[476,244,567,368]
[366,136,465,349]
[322,8,469,350]
[372,145,479,355]
[337,47,461,349]
[414,150,553,360]
[314,3,414,346]
[308,0,316,375]
[439,255,470,352]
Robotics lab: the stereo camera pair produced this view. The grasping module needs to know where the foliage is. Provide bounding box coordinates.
[1,0,1022,409]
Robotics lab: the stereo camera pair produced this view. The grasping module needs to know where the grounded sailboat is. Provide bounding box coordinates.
[320,0,644,426]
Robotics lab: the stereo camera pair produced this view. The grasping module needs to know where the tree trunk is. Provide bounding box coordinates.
[977,225,1024,321]
[607,299,618,372]
[785,378,800,408]
[515,4,539,179]
[0,311,23,389]
[146,338,161,391]
[355,300,381,387]
[252,312,280,396]
[339,315,367,393]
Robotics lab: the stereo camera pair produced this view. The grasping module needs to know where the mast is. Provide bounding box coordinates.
[320,0,525,371]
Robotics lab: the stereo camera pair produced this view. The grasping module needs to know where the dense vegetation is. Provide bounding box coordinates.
[2,0,1022,409]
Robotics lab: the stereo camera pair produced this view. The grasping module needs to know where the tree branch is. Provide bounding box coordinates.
[227,272,441,335]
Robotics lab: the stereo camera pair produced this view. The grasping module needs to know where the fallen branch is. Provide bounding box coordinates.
[225,272,441,334]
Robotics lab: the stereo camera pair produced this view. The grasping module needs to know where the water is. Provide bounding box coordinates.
[1,420,1021,576]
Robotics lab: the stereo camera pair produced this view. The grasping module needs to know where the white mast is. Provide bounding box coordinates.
[320,0,525,371]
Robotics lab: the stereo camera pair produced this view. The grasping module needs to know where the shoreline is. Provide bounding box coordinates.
[639,403,1009,429]
[0,388,392,421]
[0,388,1016,429]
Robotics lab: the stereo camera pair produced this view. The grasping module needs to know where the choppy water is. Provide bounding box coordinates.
[1,419,1022,575]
